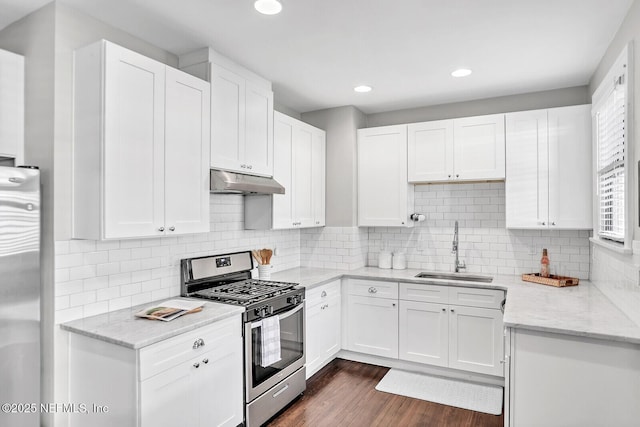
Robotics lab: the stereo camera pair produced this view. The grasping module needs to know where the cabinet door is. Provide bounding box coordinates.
[505,109,549,228]
[305,300,324,379]
[244,81,274,176]
[323,292,341,363]
[454,114,505,180]
[0,49,24,165]
[272,112,294,229]
[548,104,592,229]
[311,128,326,227]
[346,295,398,358]
[103,42,166,239]
[164,67,211,235]
[292,125,314,227]
[140,360,199,427]
[197,335,244,427]
[210,63,245,172]
[449,305,504,376]
[407,120,454,182]
[399,300,448,366]
[357,125,413,227]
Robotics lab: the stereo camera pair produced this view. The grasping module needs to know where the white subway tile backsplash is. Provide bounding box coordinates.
[55,194,300,323]
[368,183,590,280]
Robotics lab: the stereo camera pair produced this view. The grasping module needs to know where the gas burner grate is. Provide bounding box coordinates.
[193,279,297,304]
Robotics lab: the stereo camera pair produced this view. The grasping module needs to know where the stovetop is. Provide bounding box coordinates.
[192,279,299,306]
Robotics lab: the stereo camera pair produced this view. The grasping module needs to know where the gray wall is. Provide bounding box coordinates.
[0,4,56,424]
[589,0,640,241]
[366,86,590,127]
[302,106,366,227]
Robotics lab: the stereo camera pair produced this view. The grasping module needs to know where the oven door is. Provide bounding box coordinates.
[245,303,305,402]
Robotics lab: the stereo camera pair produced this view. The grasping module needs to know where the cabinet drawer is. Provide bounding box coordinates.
[139,315,241,380]
[449,287,504,309]
[306,280,341,308]
[346,279,398,299]
[399,282,448,303]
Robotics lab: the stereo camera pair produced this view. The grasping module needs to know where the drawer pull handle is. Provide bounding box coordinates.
[193,338,205,349]
[193,362,200,368]
[203,358,209,364]
[368,287,377,294]
[273,383,289,398]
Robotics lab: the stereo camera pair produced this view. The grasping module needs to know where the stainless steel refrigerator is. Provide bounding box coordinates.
[0,166,40,427]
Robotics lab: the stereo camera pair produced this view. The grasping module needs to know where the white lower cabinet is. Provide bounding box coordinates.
[507,328,640,427]
[69,315,243,427]
[305,280,341,378]
[398,283,505,377]
[344,279,399,358]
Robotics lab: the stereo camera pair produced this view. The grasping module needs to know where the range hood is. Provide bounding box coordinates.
[210,169,285,194]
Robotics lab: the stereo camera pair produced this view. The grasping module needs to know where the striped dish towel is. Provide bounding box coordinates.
[260,315,281,367]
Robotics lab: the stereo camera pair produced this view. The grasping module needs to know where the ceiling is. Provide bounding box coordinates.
[0,0,634,114]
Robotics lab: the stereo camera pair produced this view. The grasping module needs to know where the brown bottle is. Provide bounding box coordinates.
[540,248,550,278]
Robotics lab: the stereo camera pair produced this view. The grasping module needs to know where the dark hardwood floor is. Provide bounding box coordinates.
[266,359,504,427]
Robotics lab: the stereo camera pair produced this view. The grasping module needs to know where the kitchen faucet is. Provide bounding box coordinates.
[452,220,466,273]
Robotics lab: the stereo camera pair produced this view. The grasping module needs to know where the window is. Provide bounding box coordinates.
[592,44,631,244]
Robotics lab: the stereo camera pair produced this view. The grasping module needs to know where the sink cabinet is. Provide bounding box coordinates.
[68,316,243,427]
[398,283,505,376]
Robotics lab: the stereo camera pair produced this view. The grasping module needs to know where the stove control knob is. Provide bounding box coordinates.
[287,295,302,305]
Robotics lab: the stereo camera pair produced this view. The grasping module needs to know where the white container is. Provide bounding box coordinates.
[392,252,406,270]
[258,264,272,280]
[378,251,392,269]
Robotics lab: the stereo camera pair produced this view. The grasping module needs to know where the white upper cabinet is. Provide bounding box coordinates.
[181,49,274,177]
[0,49,24,166]
[505,104,591,229]
[408,114,505,182]
[358,125,414,227]
[73,40,210,240]
[244,112,325,230]
[408,120,454,182]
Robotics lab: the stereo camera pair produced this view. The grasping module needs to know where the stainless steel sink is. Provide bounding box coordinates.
[415,271,493,283]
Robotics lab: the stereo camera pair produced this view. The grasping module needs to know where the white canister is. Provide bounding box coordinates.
[392,252,407,270]
[258,264,272,280]
[378,251,392,269]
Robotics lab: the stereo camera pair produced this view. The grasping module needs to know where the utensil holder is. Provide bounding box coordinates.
[378,251,392,269]
[258,264,272,280]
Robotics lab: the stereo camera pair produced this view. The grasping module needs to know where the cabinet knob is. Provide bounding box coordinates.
[247,165,253,170]
[451,309,455,313]
[193,338,205,349]
[392,303,396,307]
[448,174,452,178]
[169,226,175,231]
[240,164,247,168]
[321,290,327,298]
[203,358,209,364]
[193,362,200,368]
[456,174,459,178]
[551,222,556,226]
[541,221,546,226]
[442,308,446,312]
[158,227,165,232]
[368,287,377,294]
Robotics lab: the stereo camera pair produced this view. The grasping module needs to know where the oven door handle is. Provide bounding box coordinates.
[250,303,304,329]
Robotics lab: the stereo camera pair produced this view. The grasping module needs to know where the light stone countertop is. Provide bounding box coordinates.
[61,267,640,349]
[271,266,640,345]
[60,298,244,349]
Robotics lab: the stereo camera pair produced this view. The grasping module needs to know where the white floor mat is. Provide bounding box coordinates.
[375,369,503,415]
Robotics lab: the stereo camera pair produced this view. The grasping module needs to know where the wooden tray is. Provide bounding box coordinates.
[521,273,579,287]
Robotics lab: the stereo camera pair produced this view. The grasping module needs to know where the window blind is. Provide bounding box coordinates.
[594,58,627,242]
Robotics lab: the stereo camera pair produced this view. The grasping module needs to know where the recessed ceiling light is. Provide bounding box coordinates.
[451,68,472,77]
[254,0,282,15]
[354,85,372,93]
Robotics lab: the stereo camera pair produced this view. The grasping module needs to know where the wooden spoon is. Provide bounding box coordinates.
[264,249,273,265]
[252,250,262,265]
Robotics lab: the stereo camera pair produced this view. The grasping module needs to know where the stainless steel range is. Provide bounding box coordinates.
[181,251,305,427]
